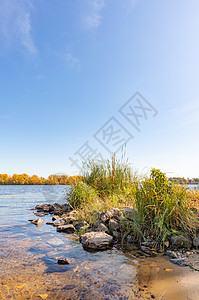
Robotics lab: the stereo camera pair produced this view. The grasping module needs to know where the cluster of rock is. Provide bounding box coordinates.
[30,203,199,261]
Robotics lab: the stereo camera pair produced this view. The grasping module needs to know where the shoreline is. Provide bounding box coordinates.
[31,201,199,299]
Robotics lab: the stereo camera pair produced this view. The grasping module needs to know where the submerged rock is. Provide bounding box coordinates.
[80,231,113,250]
[57,224,76,233]
[30,218,44,227]
[57,258,70,265]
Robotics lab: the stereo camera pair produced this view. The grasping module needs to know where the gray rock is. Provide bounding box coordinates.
[75,221,89,232]
[112,230,121,240]
[166,250,178,259]
[171,235,192,250]
[109,219,120,232]
[31,218,44,227]
[193,234,199,247]
[61,204,72,213]
[80,232,113,250]
[170,258,188,267]
[100,211,113,223]
[95,223,109,233]
[57,224,76,233]
[123,208,138,220]
[110,208,122,219]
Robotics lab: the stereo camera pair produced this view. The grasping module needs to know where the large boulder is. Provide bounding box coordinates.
[80,232,113,250]
[57,224,76,233]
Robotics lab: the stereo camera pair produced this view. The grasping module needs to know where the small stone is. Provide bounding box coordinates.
[52,215,60,221]
[46,222,54,225]
[34,212,45,217]
[30,218,44,227]
[53,219,66,227]
[57,224,76,233]
[57,258,70,265]
[166,250,178,259]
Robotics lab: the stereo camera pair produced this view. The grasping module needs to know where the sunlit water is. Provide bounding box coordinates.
[0,185,139,300]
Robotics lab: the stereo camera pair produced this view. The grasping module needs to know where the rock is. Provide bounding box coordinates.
[46,222,54,225]
[53,219,66,227]
[57,258,70,265]
[193,234,199,247]
[34,212,45,217]
[170,258,188,267]
[112,230,121,240]
[109,219,120,232]
[93,223,109,233]
[61,204,72,213]
[35,203,52,212]
[110,208,122,220]
[63,216,76,224]
[30,218,44,227]
[75,221,89,232]
[52,215,60,221]
[141,240,156,248]
[57,224,76,233]
[123,208,138,220]
[141,246,157,256]
[171,235,192,250]
[100,211,113,223]
[80,232,113,250]
[166,250,178,259]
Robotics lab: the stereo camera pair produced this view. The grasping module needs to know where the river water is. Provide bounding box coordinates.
[1,185,198,300]
[0,185,140,300]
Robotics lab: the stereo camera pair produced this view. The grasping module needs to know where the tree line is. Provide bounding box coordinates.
[169,177,199,184]
[0,174,82,185]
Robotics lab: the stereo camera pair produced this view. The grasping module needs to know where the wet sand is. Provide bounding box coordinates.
[138,254,199,300]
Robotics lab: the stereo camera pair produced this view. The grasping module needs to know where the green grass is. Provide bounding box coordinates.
[67,156,199,246]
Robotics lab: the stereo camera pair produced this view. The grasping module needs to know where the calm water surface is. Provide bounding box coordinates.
[0,185,139,300]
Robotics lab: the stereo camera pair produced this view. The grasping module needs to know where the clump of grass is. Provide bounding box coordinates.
[67,156,199,246]
[135,168,198,245]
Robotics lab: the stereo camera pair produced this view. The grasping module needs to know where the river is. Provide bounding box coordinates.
[1,185,199,300]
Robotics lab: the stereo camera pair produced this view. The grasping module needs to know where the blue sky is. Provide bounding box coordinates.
[0,0,199,178]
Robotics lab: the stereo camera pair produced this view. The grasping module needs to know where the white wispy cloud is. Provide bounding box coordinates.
[0,0,37,55]
[82,0,105,30]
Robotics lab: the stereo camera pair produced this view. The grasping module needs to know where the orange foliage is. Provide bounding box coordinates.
[0,174,82,185]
